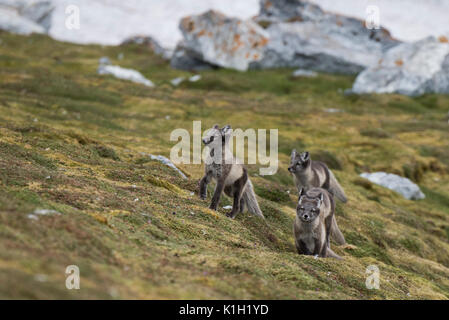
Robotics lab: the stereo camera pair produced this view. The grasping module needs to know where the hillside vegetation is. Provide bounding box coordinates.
[0,32,448,299]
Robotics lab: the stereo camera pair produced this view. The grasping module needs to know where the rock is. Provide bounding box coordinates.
[121,35,171,59]
[173,10,269,71]
[292,69,317,78]
[257,0,325,23]
[33,208,61,215]
[19,0,53,31]
[0,0,53,35]
[170,41,216,71]
[98,64,155,87]
[360,172,425,200]
[189,74,201,82]
[0,6,44,35]
[170,77,185,86]
[99,56,111,66]
[352,36,449,96]
[324,108,342,113]
[251,0,399,74]
[148,154,187,179]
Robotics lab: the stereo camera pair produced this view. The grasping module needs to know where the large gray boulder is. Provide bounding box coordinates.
[121,35,172,59]
[170,41,217,71]
[172,10,269,71]
[257,0,327,23]
[352,36,449,96]
[251,0,399,74]
[360,172,425,200]
[0,0,53,35]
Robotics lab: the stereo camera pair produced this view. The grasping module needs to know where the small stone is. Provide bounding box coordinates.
[170,77,185,86]
[292,69,317,78]
[33,209,61,216]
[360,172,425,200]
[99,56,111,65]
[189,74,201,82]
[34,274,48,282]
[324,108,342,113]
[27,214,39,221]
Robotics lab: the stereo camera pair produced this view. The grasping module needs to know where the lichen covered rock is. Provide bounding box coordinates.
[352,36,449,96]
[173,10,269,71]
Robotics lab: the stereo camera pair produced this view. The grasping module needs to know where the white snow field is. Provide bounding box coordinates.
[309,0,449,42]
[3,0,448,49]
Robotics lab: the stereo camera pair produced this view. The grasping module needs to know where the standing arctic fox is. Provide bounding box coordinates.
[294,188,342,259]
[288,150,348,203]
[199,125,264,219]
[288,150,346,245]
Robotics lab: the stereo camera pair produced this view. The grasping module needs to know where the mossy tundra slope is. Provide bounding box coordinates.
[0,32,449,299]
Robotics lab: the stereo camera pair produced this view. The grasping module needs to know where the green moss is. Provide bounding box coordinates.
[360,128,391,139]
[146,175,184,194]
[93,145,120,160]
[312,150,343,170]
[399,238,421,255]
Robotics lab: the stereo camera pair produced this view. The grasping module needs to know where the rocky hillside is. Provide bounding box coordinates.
[0,32,448,299]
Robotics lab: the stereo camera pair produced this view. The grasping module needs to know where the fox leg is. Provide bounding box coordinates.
[227,172,248,219]
[298,240,313,255]
[209,180,225,211]
[199,171,213,200]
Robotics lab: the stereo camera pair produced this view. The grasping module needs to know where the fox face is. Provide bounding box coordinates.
[288,150,310,173]
[202,124,232,146]
[296,188,323,223]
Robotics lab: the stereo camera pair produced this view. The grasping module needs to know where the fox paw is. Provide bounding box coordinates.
[226,212,237,219]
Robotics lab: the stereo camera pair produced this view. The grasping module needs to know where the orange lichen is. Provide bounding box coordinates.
[395,59,404,67]
[438,36,449,43]
[260,37,269,47]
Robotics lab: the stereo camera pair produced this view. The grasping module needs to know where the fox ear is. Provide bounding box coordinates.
[317,193,324,208]
[298,188,306,204]
[301,151,310,161]
[291,149,298,161]
[221,125,232,135]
